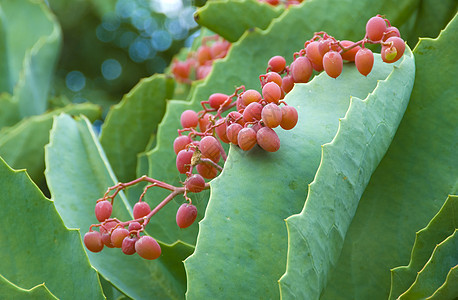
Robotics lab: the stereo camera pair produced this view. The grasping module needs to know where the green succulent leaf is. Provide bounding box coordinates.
[0,274,58,300]
[0,157,104,299]
[100,74,174,182]
[144,0,419,247]
[0,103,101,187]
[194,0,284,42]
[428,264,458,300]
[319,13,458,300]
[399,229,458,299]
[185,49,414,299]
[0,93,19,129]
[45,114,192,300]
[0,0,61,117]
[390,194,458,298]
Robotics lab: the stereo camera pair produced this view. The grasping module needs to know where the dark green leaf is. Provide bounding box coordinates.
[0,274,58,300]
[194,0,283,42]
[100,74,174,182]
[0,158,104,299]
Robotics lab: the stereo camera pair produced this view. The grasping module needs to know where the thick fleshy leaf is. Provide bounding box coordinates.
[186,50,414,299]
[145,0,419,247]
[0,157,104,299]
[399,230,458,299]
[0,0,61,117]
[0,274,57,299]
[99,74,174,182]
[0,93,19,129]
[0,103,101,186]
[320,13,458,300]
[404,0,457,47]
[0,7,9,92]
[194,0,284,42]
[428,265,458,299]
[390,195,458,298]
[45,114,192,300]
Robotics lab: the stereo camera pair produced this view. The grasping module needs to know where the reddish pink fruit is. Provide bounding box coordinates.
[176,203,198,229]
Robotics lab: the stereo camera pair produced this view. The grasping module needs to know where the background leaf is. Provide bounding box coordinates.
[99,74,174,182]
[0,0,61,117]
[194,0,284,42]
[319,13,458,300]
[399,229,458,299]
[0,274,57,300]
[45,114,192,300]
[390,194,458,298]
[0,103,101,189]
[0,157,104,299]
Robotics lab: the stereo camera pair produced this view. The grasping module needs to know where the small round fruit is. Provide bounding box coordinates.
[240,89,262,106]
[128,221,142,232]
[262,82,282,104]
[215,118,230,144]
[381,37,405,63]
[290,56,312,83]
[305,41,324,71]
[355,48,374,76]
[340,40,361,62]
[100,220,117,248]
[208,93,230,109]
[200,136,221,163]
[133,201,151,219]
[176,203,198,229]
[176,148,195,174]
[323,51,343,78]
[226,123,243,145]
[280,106,298,130]
[95,200,112,222]
[198,113,212,133]
[366,16,387,41]
[257,127,280,152]
[237,128,257,151]
[263,72,283,87]
[243,102,263,122]
[185,174,206,193]
[268,55,286,73]
[121,236,138,255]
[196,162,218,179]
[180,110,199,128]
[261,103,283,128]
[84,231,104,253]
[173,135,192,155]
[135,236,162,260]
[111,227,129,248]
[382,26,400,41]
[281,75,294,94]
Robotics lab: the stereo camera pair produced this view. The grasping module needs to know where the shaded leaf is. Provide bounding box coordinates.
[320,13,458,300]
[0,93,19,129]
[0,103,101,186]
[45,114,192,300]
[0,0,61,117]
[0,274,58,300]
[186,50,414,299]
[100,74,174,182]
[390,194,458,298]
[194,0,283,42]
[0,157,104,299]
[399,230,458,299]
[428,265,458,300]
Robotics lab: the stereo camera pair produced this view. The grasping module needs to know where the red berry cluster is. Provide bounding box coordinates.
[84,15,404,261]
[174,57,300,183]
[171,35,231,84]
[83,176,203,260]
[283,15,405,81]
[259,0,304,7]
